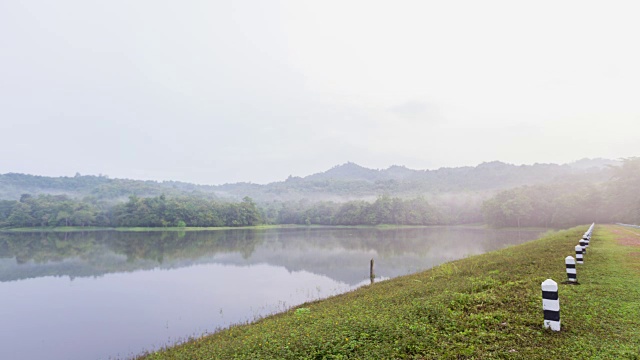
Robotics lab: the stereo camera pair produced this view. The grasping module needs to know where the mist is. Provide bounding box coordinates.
[1,1,640,184]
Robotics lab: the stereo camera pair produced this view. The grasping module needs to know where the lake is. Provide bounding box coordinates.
[0,226,548,360]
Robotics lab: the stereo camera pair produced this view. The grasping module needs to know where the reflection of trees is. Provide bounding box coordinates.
[0,229,264,266]
[0,227,544,263]
[0,228,427,266]
[0,227,547,283]
[266,227,438,256]
[233,226,545,258]
[0,232,97,264]
[107,230,262,262]
[221,227,548,285]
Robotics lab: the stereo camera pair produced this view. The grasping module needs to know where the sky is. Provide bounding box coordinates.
[1,0,639,185]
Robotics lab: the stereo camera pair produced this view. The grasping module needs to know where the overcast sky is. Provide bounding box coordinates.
[1,0,639,185]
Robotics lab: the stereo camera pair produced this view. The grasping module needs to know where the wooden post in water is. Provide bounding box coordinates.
[370,258,375,284]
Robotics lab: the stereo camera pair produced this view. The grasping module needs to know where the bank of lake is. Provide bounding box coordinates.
[0,223,503,233]
[139,224,640,359]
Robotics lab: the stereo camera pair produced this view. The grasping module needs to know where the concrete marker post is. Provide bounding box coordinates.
[542,279,560,331]
[583,233,590,247]
[579,239,587,254]
[575,244,584,264]
[565,256,577,282]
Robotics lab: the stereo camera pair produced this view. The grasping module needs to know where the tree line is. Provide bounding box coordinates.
[0,194,262,228]
[0,193,444,228]
[481,157,640,227]
[1,158,637,229]
[264,195,442,226]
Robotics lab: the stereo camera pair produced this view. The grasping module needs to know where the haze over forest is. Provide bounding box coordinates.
[2,1,640,186]
[4,3,640,360]
[1,1,639,228]
[1,157,639,229]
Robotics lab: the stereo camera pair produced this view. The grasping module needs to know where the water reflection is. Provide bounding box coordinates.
[0,226,547,360]
[0,227,544,284]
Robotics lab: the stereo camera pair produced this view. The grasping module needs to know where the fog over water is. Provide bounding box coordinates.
[0,227,547,360]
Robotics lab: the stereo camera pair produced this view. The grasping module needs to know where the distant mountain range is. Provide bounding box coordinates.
[0,158,620,202]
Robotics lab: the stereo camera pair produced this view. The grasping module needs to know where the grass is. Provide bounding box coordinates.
[138,225,640,359]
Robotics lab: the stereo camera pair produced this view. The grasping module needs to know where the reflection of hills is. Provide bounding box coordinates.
[0,227,546,285]
[0,230,262,282]
[209,227,545,284]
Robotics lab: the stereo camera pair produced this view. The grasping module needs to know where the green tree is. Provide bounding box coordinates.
[7,202,35,227]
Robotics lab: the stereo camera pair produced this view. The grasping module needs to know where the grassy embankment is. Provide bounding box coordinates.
[139,225,640,359]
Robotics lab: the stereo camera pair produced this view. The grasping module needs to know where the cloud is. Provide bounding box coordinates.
[388,100,440,122]
[1,0,639,185]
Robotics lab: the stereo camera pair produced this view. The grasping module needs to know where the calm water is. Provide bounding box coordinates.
[0,226,547,360]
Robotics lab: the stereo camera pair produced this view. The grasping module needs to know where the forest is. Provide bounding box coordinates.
[0,193,443,228]
[0,158,637,229]
[0,194,262,228]
[481,157,640,227]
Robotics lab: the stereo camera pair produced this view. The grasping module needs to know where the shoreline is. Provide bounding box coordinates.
[137,224,640,359]
[0,223,551,233]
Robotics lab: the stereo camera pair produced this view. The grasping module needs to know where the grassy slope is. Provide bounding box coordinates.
[139,225,640,359]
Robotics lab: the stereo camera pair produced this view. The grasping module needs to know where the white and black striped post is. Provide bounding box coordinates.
[575,244,584,264]
[542,279,560,331]
[565,256,577,282]
[584,223,595,245]
[579,239,587,254]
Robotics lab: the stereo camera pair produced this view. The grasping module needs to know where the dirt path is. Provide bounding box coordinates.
[610,225,640,246]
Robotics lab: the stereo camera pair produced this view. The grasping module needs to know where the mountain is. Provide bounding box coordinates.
[0,158,621,202]
[567,158,620,170]
[305,162,382,182]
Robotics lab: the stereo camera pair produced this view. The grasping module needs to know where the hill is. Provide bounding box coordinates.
[0,158,619,202]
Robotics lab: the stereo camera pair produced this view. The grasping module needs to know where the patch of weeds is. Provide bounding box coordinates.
[294,307,311,316]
